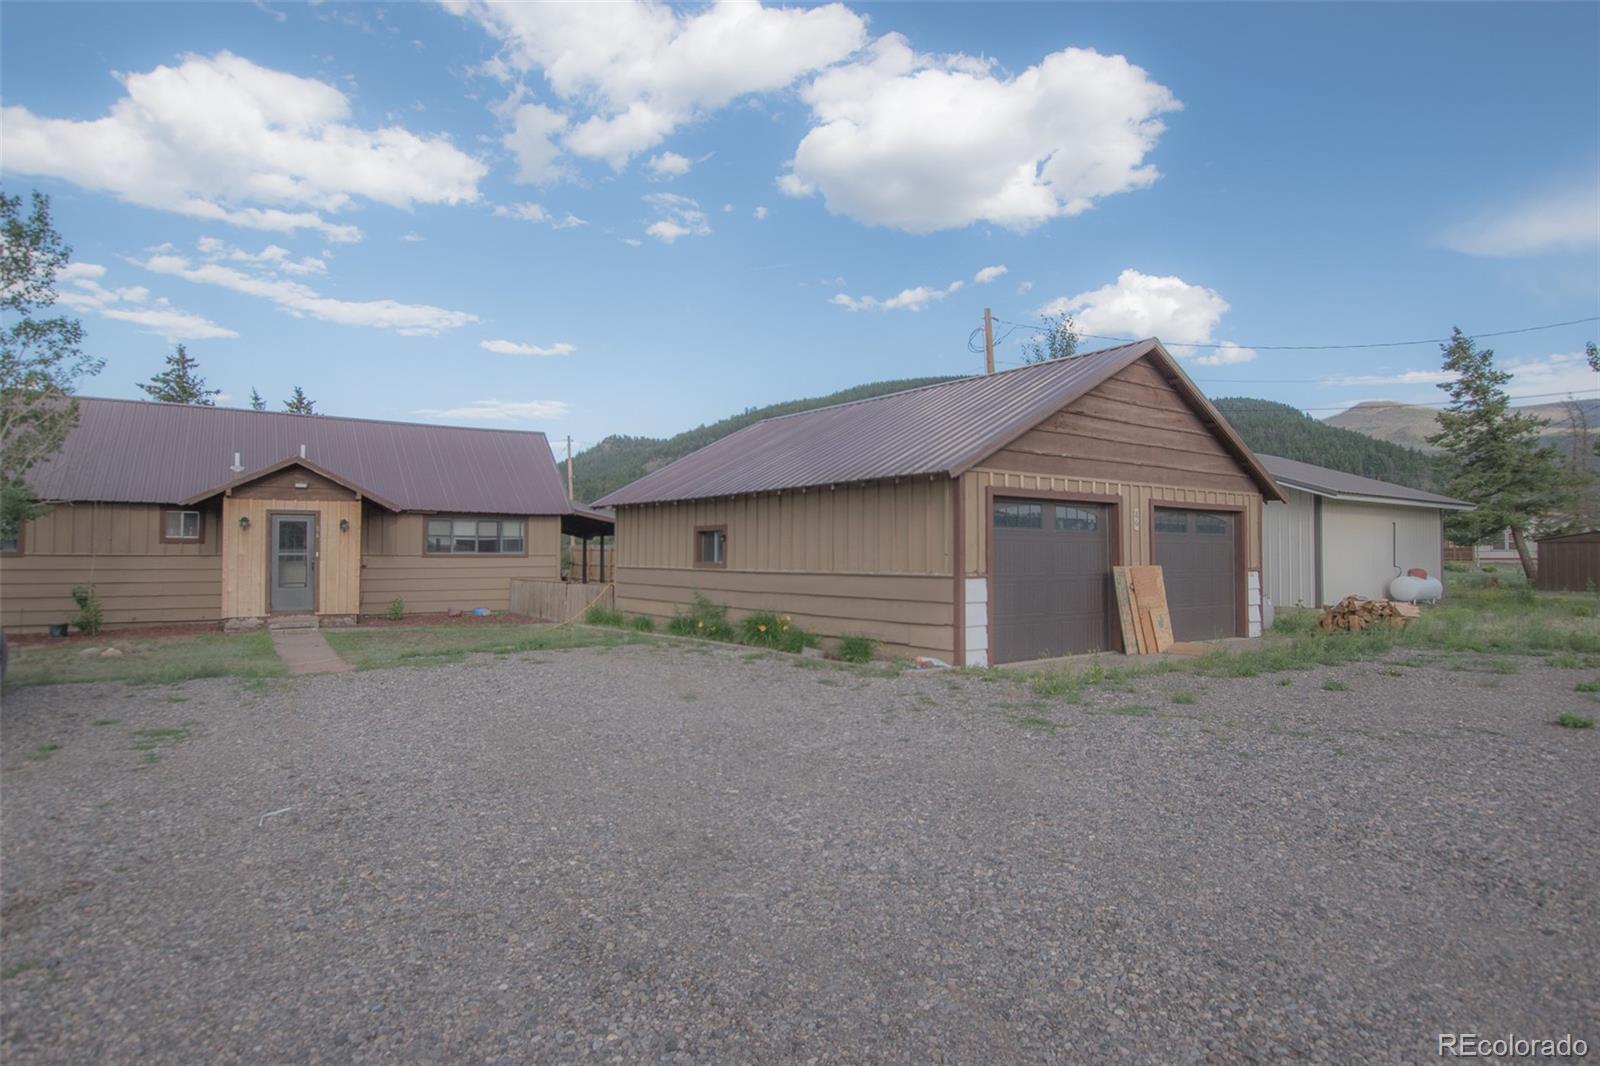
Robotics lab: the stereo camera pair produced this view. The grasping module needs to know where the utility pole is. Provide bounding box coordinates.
[983,307,995,375]
[565,435,574,499]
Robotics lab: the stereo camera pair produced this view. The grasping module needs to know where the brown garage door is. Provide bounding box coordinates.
[1153,508,1238,641]
[992,498,1110,663]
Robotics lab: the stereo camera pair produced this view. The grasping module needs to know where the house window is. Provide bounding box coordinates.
[1154,511,1188,534]
[1054,505,1099,532]
[1194,513,1231,535]
[0,529,18,554]
[993,502,1044,528]
[425,517,524,554]
[163,509,201,541]
[695,527,727,567]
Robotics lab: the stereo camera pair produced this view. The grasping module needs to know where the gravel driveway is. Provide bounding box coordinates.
[3,642,1596,1063]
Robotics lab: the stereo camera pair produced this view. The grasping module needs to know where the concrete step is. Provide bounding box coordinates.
[267,614,319,631]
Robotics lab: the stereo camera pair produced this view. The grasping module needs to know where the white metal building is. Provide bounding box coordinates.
[1259,454,1473,609]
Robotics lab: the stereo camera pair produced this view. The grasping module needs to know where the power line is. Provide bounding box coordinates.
[1237,387,1600,414]
[983,314,1599,354]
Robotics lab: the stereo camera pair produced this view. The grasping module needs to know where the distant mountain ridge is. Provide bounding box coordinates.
[1326,398,1600,456]
[1211,398,1441,490]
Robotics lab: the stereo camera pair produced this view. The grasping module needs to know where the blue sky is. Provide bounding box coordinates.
[2,1,1596,465]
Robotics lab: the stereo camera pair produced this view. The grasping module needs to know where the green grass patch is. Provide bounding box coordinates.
[1575,680,1600,694]
[1555,713,1594,729]
[584,606,627,627]
[91,718,120,727]
[23,744,61,762]
[1006,713,1059,731]
[322,622,637,671]
[628,615,655,633]
[1102,704,1155,717]
[835,634,877,664]
[1170,690,1197,705]
[4,632,287,688]
[1321,679,1349,692]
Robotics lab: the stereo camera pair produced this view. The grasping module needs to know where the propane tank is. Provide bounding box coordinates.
[1389,572,1444,603]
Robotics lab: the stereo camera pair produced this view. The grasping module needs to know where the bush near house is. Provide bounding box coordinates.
[585,605,628,628]
[835,635,877,664]
[663,596,823,653]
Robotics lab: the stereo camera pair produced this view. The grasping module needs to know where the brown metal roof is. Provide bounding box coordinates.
[1258,454,1473,510]
[596,339,1285,506]
[28,397,574,515]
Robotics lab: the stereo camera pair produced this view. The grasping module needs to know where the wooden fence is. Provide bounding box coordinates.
[509,578,614,623]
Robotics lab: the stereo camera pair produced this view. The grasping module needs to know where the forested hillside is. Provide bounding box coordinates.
[1210,398,1441,489]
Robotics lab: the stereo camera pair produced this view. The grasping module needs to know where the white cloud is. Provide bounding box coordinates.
[622,237,643,247]
[196,237,327,276]
[643,192,710,242]
[1040,268,1255,365]
[831,279,964,312]
[647,151,692,178]
[1,51,486,242]
[55,261,238,340]
[1016,280,1034,295]
[401,232,426,242]
[492,201,587,228]
[413,399,570,422]
[973,264,1007,285]
[753,205,768,220]
[451,0,866,170]
[722,202,735,213]
[1501,351,1600,398]
[1322,352,1599,403]
[136,242,477,335]
[1442,186,1600,257]
[480,338,576,357]
[502,102,569,185]
[1322,369,1454,387]
[781,34,1179,233]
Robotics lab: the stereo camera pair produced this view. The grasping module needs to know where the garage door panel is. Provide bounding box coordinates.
[992,498,1110,663]
[1154,508,1238,642]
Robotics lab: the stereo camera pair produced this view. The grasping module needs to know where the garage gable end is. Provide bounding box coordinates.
[972,351,1285,499]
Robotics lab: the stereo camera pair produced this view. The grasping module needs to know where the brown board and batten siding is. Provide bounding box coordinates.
[596,339,1285,665]
[0,502,223,630]
[963,360,1265,576]
[614,477,955,659]
[358,507,561,615]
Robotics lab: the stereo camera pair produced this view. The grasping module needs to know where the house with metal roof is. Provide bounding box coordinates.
[0,397,603,632]
[595,339,1288,666]
[1257,453,1472,609]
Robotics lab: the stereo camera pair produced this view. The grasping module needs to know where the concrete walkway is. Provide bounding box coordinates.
[996,635,1261,675]
[269,626,352,675]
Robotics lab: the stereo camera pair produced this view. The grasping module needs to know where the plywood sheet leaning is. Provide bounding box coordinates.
[1113,564,1173,654]
[1111,567,1140,654]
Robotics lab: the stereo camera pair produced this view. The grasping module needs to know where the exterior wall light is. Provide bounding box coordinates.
[238,515,251,530]
[339,518,350,532]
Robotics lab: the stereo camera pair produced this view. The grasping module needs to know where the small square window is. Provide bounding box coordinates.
[163,509,201,540]
[0,531,18,554]
[696,527,726,566]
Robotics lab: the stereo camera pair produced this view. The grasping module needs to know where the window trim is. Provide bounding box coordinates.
[421,515,530,558]
[160,508,205,544]
[693,525,728,569]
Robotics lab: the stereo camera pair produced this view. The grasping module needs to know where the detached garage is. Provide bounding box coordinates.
[595,339,1286,666]
[1259,454,1472,609]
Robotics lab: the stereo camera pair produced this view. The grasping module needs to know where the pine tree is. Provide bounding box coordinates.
[249,388,266,411]
[138,343,218,404]
[284,386,315,415]
[1,189,104,540]
[1428,327,1574,579]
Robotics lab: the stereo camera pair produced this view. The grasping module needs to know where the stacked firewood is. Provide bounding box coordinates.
[1317,595,1421,632]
